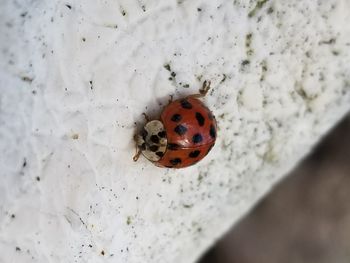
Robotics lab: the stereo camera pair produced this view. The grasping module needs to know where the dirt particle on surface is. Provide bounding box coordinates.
[164,64,171,71]
[21,76,33,83]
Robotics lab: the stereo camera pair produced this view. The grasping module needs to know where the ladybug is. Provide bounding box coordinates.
[133,81,217,168]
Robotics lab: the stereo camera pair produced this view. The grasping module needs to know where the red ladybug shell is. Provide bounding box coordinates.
[156,97,217,168]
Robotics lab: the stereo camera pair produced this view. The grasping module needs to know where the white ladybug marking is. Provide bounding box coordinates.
[136,120,167,162]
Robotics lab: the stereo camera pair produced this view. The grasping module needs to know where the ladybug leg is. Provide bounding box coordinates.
[161,94,174,111]
[168,94,174,105]
[187,80,211,99]
[133,134,142,162]
[142,112,150,122]
[133,149,142,162]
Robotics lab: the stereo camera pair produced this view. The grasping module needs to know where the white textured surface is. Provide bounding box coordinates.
[1,0,350,262]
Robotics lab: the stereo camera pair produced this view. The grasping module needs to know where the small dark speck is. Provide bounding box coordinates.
[82,37,86,42]
[20,12,28,17]
[65,4,72,9]
[21,76,33,83]
[241,60,250,66]
[141,5,146,12]
[22,158,27,168]
[88,244,93,248]
[164,64,171,71]
[36,176,41,182]
[15,247,21,252]
[319,38,336,45]
[220,74,227,83]
[11,214,15,219]
[171,72,176,77]
[122,10,126,16]
[197,8,202,12]
[101,250,105,256]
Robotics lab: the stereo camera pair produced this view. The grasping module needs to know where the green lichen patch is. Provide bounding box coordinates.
[248,0,269,18]
[260,60,268,81]
[245,33,254,56]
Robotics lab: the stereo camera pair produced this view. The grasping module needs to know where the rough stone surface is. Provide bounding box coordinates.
[0,0,349,262]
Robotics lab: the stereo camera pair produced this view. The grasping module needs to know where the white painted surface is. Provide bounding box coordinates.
[0,0,350,262]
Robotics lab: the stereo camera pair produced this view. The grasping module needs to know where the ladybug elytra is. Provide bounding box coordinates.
[133,81,217,168]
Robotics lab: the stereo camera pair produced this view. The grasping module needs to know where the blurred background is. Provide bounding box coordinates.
[200,113,350,263]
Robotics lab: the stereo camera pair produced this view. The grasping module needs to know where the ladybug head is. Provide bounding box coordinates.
[135,120,167,162]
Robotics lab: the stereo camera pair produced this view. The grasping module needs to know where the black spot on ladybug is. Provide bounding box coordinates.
[170,158,182,165]
[208,112,214,120]
[174,124,187,135]
[192,133,203,144]
[142,129,148,139]
[150,135,160,143]
[171,114,182,122]
[209,125,216,139]
[156,151,164,157]
[158,131,166,138]
[195,112,205,126]
[180,99,192,109]
[168,143,180,150]
[149,145,159,152]
[141,143,146,150]
[189,150,200,158]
